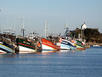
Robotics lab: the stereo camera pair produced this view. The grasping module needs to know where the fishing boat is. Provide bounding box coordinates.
[57,26,76,50]
[40,21,60,52]
[59,39,76,50]
[41,38,60,52]
[93,45,100,47]
[76,40,85,50]
[16,38,37,54]
[0,41,15,54]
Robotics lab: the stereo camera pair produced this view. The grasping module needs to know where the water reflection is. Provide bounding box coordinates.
[60,50,70,53]
[0,53,16,58]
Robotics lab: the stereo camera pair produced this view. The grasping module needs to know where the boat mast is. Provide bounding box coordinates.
[22,24,25,37]
[0,9,1,33]
[45,21,48,38]
[21,18,25,37]
[64,24,69,38]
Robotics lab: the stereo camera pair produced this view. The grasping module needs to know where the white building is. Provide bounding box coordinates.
[81,23,87,30]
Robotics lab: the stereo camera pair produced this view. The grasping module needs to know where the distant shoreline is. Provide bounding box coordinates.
[86,42,102,46]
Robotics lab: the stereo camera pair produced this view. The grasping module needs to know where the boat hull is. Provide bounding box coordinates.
[18,46,36,53]
[60,39,76,50]
[60,44,71,50]
[41,38,60,52]
[0,50,7,54]
[0,43,15,54]
[42,44,57,51]
[16,38,37,54]
[76,45,85,50]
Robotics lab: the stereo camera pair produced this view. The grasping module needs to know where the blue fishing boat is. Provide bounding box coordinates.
[60,39,76,50]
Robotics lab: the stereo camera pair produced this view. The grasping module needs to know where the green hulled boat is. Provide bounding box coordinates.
[16,38,37,53]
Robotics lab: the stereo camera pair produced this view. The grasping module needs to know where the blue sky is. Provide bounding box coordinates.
[0,0,102,36]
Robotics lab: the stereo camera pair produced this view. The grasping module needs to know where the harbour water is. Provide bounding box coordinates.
[0,47,102,77]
